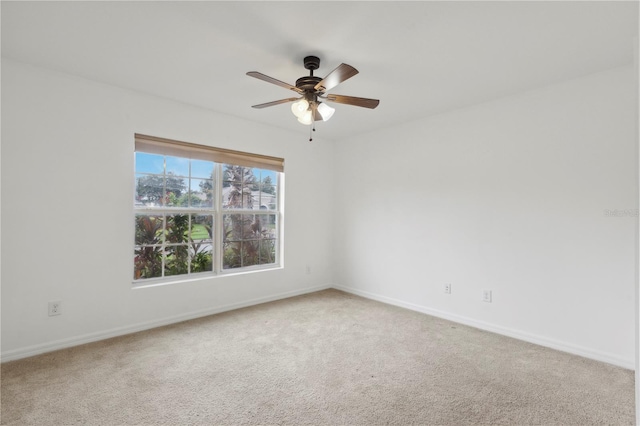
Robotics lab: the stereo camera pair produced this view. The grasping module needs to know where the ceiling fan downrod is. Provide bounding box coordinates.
[296,56,323,95]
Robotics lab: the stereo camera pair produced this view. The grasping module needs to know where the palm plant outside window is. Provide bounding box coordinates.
[133,134,283,282]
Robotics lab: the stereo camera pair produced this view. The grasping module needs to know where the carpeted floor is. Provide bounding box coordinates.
[1,289,635,425]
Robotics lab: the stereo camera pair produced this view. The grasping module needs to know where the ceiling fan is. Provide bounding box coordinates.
[247,56,379,140]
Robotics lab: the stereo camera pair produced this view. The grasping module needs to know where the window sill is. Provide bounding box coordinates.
[132,265,283,289]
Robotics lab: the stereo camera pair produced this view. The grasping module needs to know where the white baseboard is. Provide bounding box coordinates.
[1,284,331,363]
[333,285,635,370]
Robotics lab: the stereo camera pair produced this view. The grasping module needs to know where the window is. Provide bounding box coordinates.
[133,134,283,282]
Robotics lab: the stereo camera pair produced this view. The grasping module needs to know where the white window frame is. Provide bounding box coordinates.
[133,134,284,285]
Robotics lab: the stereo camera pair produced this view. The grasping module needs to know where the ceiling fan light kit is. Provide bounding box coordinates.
[317,102,335,121]
[291,98,310,118]
[247,55,379,141]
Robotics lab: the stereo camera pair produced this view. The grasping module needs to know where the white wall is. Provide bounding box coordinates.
[1,60,334,360]
[333,66,637,368]
[2,60,637,370]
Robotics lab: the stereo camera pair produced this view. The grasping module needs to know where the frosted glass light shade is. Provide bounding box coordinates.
[297,110,313,125]
[317,103,335,121]
[291,99,309,118]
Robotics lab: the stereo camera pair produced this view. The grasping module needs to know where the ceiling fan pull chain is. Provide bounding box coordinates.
[309,123,313,142]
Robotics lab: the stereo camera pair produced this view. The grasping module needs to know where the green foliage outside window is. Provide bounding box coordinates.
[222,165,276,269]
[134,216,163,279]
[134,214,213,280]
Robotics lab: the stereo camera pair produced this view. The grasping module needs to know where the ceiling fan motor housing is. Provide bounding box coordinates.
[296,76,322,92]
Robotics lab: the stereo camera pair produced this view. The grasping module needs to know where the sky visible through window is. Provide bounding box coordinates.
[135,152,277,183]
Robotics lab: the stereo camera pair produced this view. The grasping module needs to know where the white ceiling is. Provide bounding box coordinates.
[2,1,638,141]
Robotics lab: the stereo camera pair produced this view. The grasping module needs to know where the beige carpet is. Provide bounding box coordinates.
[1,289,635,425]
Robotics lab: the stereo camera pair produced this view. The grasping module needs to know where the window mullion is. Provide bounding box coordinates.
[162,157,167,278]
[214,163,223,273]
[277,173,283,266]
[188,160,192,274]
[162,212,167,278]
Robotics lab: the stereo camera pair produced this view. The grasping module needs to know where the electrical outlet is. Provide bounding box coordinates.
[444,283,451,294]
[482,290,492,303]
[48,301,62,316]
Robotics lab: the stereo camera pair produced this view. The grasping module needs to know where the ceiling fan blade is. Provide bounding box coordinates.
[325,94,380,109]
[251,97,300,109]
[314,64,359,92]
[247,72,303,94]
